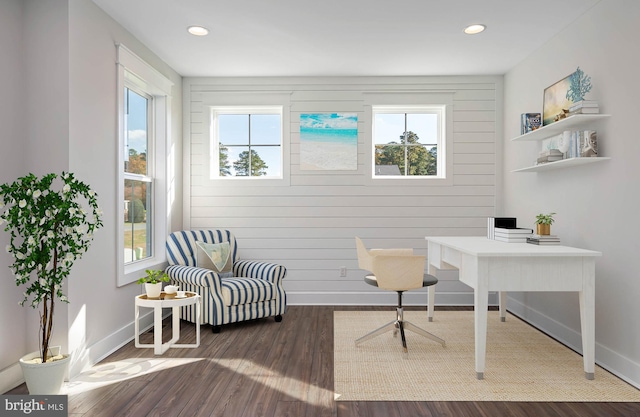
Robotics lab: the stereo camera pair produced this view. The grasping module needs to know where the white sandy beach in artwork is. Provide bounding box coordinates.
[300,140,357,170]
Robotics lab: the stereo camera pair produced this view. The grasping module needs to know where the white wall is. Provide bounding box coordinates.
[0,0,183,391]
[503,0,640,388]
[65,0,182,377]
[184,76,503,305]
[0,0,29,382]
[0,0,72,391]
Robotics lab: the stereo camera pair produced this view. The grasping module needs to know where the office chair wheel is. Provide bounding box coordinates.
[274,314,283,322]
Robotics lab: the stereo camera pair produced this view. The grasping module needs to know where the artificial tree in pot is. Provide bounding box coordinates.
[0,172,103,393]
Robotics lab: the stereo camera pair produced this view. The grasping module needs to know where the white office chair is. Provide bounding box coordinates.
[355,237,445,354]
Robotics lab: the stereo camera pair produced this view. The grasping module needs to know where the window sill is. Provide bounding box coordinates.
[119,256,168,287]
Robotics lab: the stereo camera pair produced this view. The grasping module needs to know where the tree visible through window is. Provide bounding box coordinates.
[212,109,282,178]
[117,43,171,286]
[373,109,443,177]
[123,87,153,263]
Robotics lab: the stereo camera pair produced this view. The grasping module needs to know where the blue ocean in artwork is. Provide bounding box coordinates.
[300,113,358,143]
[300,113,358,170]
[299,126,358,144]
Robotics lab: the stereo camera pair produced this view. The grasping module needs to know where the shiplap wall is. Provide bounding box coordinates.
[183,76,503,305]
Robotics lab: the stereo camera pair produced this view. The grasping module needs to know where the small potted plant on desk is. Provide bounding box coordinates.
[535,212,556,235]
[137,269,170,299]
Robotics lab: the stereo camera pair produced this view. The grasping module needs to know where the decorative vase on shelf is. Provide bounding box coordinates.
[536,224,550,235]
[145,282,163,298]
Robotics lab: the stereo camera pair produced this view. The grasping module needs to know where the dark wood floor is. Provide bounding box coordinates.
[6,306,640,416]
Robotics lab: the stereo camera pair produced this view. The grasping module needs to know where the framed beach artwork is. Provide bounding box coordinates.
[300,113,358,170]
[542,72,574,126]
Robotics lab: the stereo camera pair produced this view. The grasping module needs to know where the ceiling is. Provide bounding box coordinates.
[92,0,601,78]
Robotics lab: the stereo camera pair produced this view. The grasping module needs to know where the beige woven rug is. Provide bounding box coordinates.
[334,310,640,402]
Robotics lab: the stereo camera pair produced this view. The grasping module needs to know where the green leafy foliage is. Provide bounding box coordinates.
[233,149,268,176]
[219,144,231,176]
[137,269,170,285]
[375,131,437,176]
[0,172,103,361]
[535,212,556,225]
[128,199,145,223]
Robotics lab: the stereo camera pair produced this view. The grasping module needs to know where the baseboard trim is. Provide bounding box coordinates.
[507,296,640,390]
[69,309,161,378]
[0,362,24,394]
[2,309,163,393]
[287,291,498,306]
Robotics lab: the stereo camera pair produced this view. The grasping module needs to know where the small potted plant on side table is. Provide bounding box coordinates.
[535,212,556,235]
[137,269,170,299]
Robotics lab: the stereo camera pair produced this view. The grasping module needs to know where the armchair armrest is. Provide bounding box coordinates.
[165,264,223,289]
[233,260,287,284]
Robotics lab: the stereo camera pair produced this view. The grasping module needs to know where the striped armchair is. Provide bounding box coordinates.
[165,229,287,332]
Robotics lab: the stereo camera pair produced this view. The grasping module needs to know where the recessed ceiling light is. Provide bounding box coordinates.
[464,24,486,35]
[187,26,209,36]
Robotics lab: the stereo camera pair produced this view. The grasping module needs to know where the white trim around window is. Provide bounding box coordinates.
[116,44,173,287]
[363,92,454,186]
[210,106,284,179]
[202,92,291,187]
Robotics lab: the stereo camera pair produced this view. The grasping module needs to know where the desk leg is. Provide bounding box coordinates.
[499,291,507,322]
[474,258,489,380]
[427,264,437,321]
[579,258,596,380]
[153,305,163,355]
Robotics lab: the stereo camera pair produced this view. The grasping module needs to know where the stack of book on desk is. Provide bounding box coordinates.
[526,234,561,245]
[487,217,516,239]
[494,227,533,243]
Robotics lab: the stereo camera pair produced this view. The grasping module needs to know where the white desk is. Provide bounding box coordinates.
[425,236,601,380]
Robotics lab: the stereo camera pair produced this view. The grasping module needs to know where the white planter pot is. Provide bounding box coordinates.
[19,346,70,395]
[145,282,163,298]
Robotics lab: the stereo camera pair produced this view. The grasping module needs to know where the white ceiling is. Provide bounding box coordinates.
[92,0,601,78]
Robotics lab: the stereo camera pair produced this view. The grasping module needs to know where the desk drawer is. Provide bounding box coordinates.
[428,242,461,270]
[442,246,461,268]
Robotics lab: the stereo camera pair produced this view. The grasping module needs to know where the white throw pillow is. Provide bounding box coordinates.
[195,241,232,273]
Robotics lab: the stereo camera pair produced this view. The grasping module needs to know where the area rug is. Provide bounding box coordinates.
[334,310,640,402]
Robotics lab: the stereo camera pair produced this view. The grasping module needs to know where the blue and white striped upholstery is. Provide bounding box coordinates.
[165,230,287,329]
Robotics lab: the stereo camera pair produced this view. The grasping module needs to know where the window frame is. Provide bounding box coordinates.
[365,97,453,186]
[116,44,173,287]
[373,108,443,178]
[209,105,285,181]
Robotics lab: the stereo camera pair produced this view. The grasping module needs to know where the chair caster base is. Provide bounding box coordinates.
[212,325,221,333]
[274,314,283,322]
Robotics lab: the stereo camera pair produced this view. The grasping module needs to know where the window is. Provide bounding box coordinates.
[116,44,172,286]
[372,106,445,178]
[123,87,153,263]
[210,107,282,178]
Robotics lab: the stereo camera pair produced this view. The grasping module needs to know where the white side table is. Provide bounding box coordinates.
[135,291,201,355]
